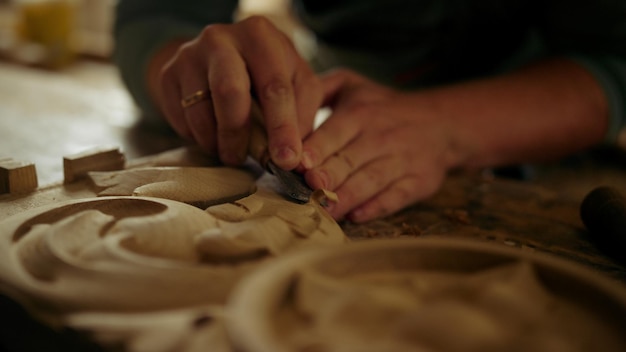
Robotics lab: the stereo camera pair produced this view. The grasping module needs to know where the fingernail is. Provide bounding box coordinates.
[301,150,314,169]
[273,146,297,164]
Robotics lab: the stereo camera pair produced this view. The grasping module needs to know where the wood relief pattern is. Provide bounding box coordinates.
[227,239,626,352]
[0,166,347,351]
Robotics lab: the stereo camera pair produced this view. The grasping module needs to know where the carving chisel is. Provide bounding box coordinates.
[247,102,313,203]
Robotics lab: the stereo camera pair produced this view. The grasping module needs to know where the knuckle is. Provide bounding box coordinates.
[175,41,198,62]
[200,24,226,42]
[259,77,291,102]
[198,24,231,51]
[241,15,275,33]
[363,167,386,190]
[241,16,290,48]
[396,178,421,203]
[162,47,192,74]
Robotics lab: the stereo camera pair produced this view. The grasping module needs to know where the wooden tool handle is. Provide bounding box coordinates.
[580,186,626,263]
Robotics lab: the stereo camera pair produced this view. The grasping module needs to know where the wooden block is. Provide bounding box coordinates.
[63,147,125,183]
[0,159,38,195]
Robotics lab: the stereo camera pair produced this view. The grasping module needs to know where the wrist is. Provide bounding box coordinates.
[405,90,473,173]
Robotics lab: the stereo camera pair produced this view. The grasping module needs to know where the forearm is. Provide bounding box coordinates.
[415,58,610,170]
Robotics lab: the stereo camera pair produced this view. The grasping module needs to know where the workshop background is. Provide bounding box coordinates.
[0,0,302,186]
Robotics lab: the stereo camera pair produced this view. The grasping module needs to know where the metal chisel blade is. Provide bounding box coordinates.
[266,160,313,203]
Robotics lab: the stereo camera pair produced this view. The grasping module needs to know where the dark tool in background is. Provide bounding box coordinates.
[580,186,626,265]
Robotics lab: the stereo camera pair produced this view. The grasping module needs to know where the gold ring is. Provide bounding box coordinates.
[181,90,208,108]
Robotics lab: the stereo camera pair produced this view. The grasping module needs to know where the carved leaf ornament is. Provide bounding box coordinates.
[0,166,346,351]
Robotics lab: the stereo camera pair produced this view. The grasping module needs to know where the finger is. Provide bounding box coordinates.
[304,132,383,191]
[205,38,252,165]
[159,50,194,139]
[328,155,408,220]
[290,61,323,173]
[292,65,322,172]
[293,60,323,139]
[238,17,301,170]
[184,97,218,155]
[170,43,222,155]
[300,70,367,170]
[301,108,360,170]
[347,177,426,223]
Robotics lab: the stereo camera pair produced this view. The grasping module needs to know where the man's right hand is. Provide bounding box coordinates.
[153,16,323,171]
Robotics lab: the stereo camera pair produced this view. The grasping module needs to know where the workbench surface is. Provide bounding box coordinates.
[1,59,625,280]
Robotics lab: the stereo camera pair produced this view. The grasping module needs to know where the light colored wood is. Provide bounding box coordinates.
[2,145,625,352]
[0,158,38,195]
[0,146,218,218]
[227,238,626,352]
[89,166,257,208]
[0,146,347,352]
[63,146,125,183]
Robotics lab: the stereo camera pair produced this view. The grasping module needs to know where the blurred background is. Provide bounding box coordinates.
[0,0,302,186]
[0,0,115,65]
[0,0,306,66]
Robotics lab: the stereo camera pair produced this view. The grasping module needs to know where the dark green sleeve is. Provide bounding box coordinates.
[538,0,626,144]
[113,0,239,120]
[571,56,626,144]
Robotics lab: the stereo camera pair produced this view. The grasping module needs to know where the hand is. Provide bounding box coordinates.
[156,16,322,170]
[301,69,461,223]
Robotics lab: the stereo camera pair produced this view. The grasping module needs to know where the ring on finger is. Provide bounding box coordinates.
[181,90,210,108]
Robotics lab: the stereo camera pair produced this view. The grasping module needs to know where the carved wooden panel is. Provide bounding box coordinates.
[228,238,626,352]
[1,147,625,352]
[0,148,346,351]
